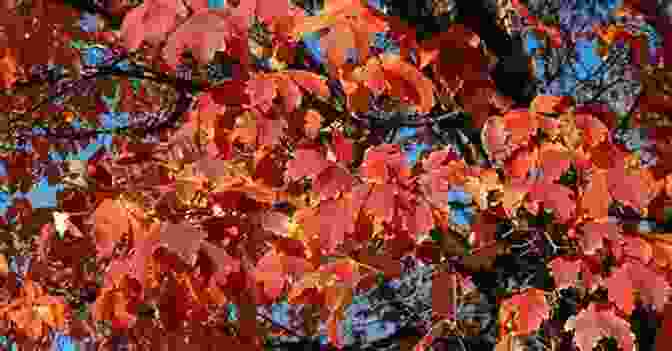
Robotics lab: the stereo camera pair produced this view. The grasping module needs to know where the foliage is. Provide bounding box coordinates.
[0,0,672,350]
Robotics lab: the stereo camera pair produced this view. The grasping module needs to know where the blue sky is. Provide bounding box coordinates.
[0,111,125,214]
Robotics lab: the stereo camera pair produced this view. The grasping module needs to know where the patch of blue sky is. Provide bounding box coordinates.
[0,112,128,215]
[397,127,417,139]
[270,302,291,327]
[447,186,473,226]
[302,32,324,66]
[525,31,608,96]
[208,0,226,8]
[447,186,471,203]
[50,332,75,351]
[77,12,97,33]
[404,143,430,167]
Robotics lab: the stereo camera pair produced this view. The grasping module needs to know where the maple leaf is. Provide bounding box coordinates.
[296,196,356,255]
[200,241,241,288]
[567,303,635,351]
[285,137,355,200]
[620,234,654,265]
[161,8,250,70]
[94,286,139,330]
[527,182,575,222]
[360,144,411,184]
[603,259,670,315]
[579,169,611,220]
[578,220,622,255]
[0,280,70,339]
[154,221,207,266]
[120,0,189,51]
[93,199,132,259]
[481,109,539,166]
[530,95,574,115]
[608,163,655,210]
[0,47,19,89]
[548,255,603,292]
[254,249,312,300]
[288,0,386,42]
[548,256,581,290]
[499,288,550,336]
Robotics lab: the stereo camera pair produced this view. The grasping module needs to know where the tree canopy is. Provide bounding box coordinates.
[0,0,672,351]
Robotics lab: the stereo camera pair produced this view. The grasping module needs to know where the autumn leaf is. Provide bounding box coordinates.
[499,288,550,336]
[0,280,70,339]
[161,8,250,69]
[254,249,313,300]
[567,303,635,351]
[286,142,355,200]
[93,199,131,259]
[603,260,670,315]
[580,169,611,220]
[0,47,19,89]
[548,256,581,290]
[154,221,207,266]
[120,0,188,51]
[200,241,241,287]
[379,53,436,114]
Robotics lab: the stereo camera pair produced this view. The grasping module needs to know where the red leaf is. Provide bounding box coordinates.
[154,221,206,265]
[93,199,130,259]
[499,288,550,336]
[331,129,353,166]
[286,143,354,200]
[285,145,331,181]
[201,241,241,287]
[608,164,654,210]
[245,75,277,114]
[548,257,581,290]
[538,143,571,183]
[162,8,248,69]
[316,197,354,254]
[574,112,609,148]
[569,304,635,351]
[254,250,286,300]
[313,165,355,200]
[580,169,611,220]
[603,260,670,315]
[579,220,621,255]
[530,95,573,115]
[255,0,291,25]
[360,144,410,183]
[379,53,436,114]
[528,182,575,222]
[621,234,653,265]
[287,70,331,100]
[120,0,187,51]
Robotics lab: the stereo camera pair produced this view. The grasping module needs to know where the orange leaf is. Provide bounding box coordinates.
[499,288,550,336]
[0,48,19,89]
[0,254,7,277]
[303,109,322,139]
[93,199,131,259]
[570,304,635,351]
[580,169,611,220]
[380,54,436,114]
